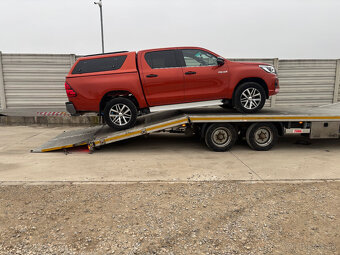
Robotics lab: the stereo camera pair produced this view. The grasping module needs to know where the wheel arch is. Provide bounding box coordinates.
[246,121,283,136]
[99,90,140,114]
[232,78,269,103]
[273,122,284,136]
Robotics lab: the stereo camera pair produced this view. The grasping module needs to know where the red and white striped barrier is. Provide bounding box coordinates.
[36,112,70,116]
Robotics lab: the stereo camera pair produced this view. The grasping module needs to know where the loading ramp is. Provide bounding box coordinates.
[31,111,189,153]
[32,104,340,153]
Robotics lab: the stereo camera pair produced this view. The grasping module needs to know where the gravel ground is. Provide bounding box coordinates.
[0,182,339,255]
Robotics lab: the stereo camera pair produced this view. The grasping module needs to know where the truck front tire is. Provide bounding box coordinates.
[234,82,266,113]
[104,98,137,130]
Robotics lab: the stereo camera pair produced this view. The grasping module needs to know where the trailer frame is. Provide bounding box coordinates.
[31,104,340,153]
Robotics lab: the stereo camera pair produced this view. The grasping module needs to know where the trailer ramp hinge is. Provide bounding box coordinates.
[88,142,95,154]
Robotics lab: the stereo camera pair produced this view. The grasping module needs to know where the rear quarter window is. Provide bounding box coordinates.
[72,55,127,74]
[144,50,178,69]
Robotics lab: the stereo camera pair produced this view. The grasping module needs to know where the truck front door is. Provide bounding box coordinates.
[139,50,184,106]
[179,49,229,102]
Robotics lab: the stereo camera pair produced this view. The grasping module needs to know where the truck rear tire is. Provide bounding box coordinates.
[234,82,266,113]
[246,123,278,151]
[104,98,137,130]
[204,123,237,152]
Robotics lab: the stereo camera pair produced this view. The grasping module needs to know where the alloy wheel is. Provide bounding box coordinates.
[240,88,262,110]
[109,103,132,126]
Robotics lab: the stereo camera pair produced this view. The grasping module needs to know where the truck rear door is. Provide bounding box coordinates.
[138,49,184,106]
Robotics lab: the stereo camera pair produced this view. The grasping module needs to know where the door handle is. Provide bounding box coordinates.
[146,74,158,78]
[185,71,196,75]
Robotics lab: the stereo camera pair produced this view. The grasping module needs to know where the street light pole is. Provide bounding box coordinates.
[94,0,104,53]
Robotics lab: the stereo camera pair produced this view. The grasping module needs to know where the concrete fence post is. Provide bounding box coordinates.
[270,58,279,108]
[0,51,6,110]
[69,54,76,67]
[333,59,340,103]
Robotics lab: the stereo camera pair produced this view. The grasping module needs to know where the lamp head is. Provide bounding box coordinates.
[94,0,102,7]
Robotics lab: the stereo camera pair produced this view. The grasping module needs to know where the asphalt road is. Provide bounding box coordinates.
[0,125,339,184]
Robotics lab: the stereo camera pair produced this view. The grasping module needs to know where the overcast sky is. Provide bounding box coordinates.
[0,0,339,59]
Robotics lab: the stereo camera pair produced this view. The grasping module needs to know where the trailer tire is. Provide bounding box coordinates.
[104,97,137,130]
[246,123,278,151]
[205,123,237,152]
[234,82,266,113]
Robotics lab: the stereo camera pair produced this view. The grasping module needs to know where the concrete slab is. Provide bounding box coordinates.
[0,126,339,183]
[231,139,340,180]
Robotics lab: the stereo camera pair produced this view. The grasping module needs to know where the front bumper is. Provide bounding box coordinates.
[269,77,279,96]
[65,102,77,115]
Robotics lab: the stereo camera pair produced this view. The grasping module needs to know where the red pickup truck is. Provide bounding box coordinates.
[65,47,279,130]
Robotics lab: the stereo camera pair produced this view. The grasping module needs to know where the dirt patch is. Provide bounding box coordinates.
[0,182,339,254]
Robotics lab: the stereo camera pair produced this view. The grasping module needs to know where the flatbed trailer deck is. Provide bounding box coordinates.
[32,104,340,153]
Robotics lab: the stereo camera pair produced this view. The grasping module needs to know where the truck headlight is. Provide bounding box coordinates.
[259,65,276,74]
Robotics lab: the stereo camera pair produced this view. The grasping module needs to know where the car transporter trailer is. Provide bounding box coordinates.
[32,103,340,153]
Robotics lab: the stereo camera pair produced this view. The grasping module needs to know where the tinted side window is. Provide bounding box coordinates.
[145,50,178,69]
[181,49,217,67]
[72,55,127,74]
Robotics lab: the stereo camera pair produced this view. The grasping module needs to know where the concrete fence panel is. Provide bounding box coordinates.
[1,54,71,110]
[0,52,6,110]
[0,53,339,115]
[276,59,337,106]
[335,59,340,103]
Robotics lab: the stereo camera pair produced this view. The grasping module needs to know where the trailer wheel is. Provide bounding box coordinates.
[234,82,266,113]
[104,97,137,130]
[205,123,237,152]
[246,123,278,151]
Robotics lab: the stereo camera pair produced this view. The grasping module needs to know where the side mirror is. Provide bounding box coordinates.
[217,57,225,66]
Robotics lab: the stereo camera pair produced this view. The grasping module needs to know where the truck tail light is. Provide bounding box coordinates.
[65,82,77,97]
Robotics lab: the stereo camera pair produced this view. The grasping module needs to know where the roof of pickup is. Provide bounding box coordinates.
[84,51,129,57]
